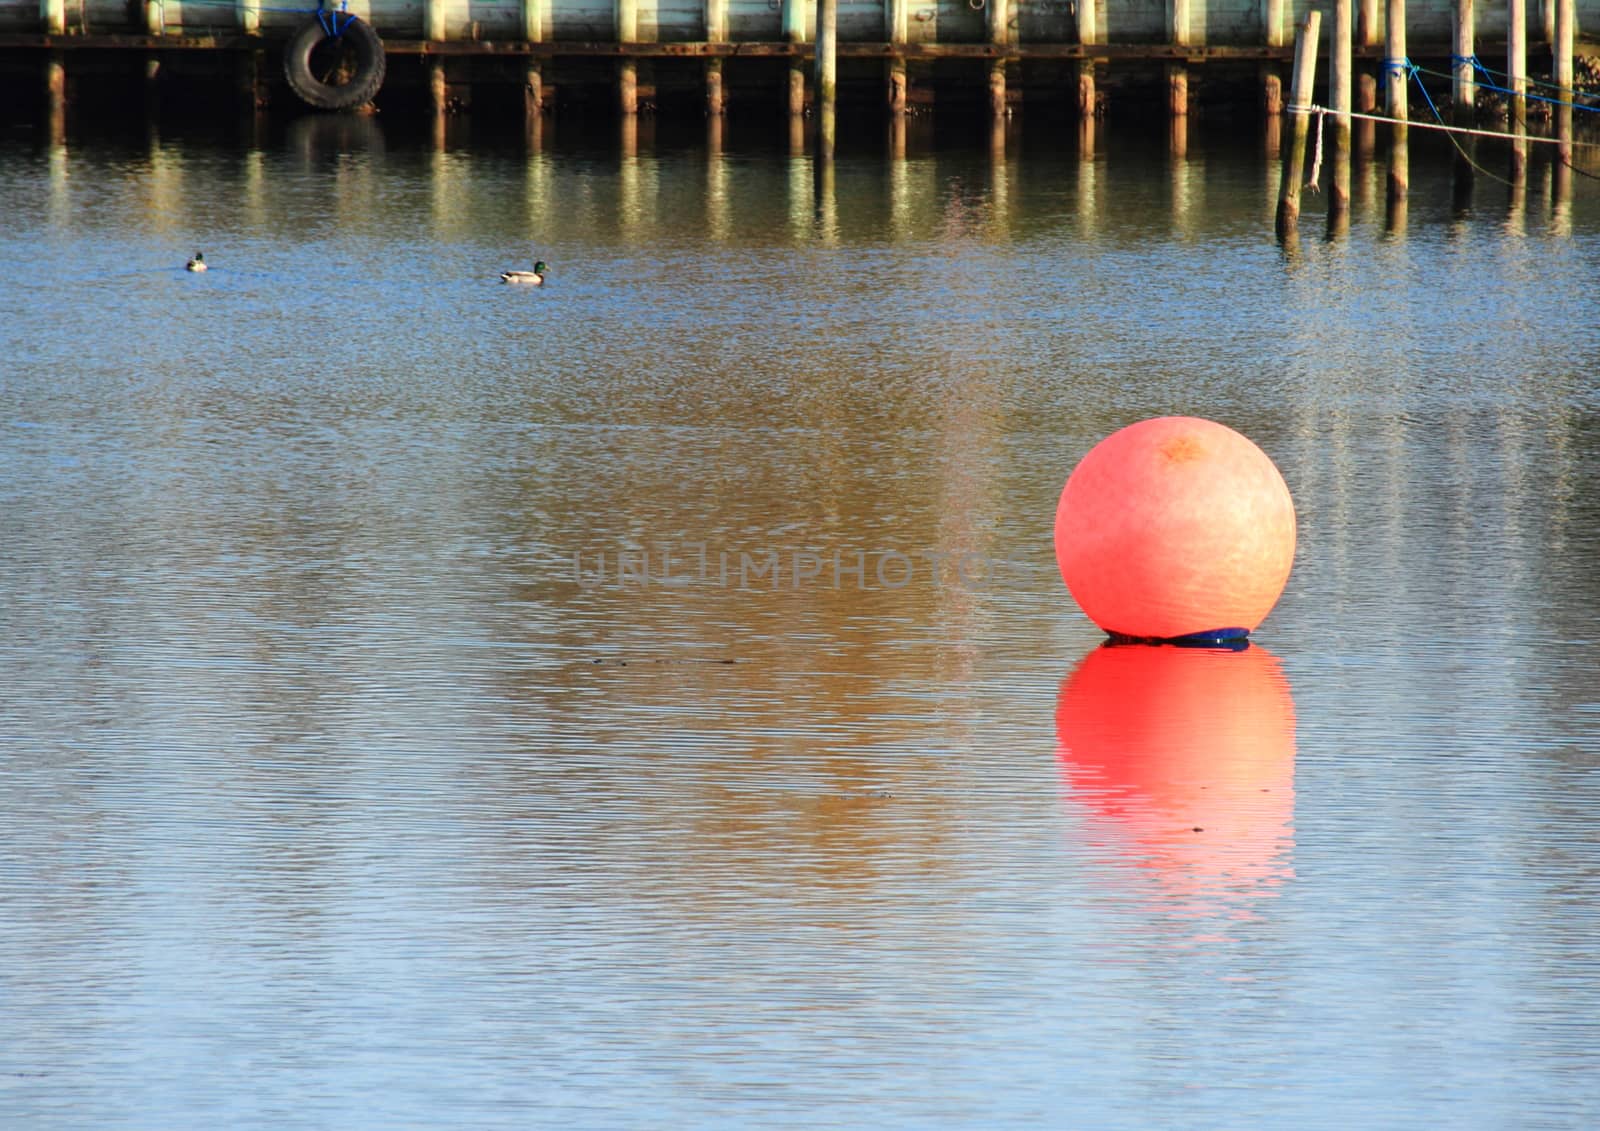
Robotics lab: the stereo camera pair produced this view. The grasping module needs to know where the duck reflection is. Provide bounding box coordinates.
[1056,642,1296,908]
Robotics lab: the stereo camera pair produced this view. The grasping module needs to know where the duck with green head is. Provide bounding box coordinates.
[186,252,207,273]
[500,260,546,285]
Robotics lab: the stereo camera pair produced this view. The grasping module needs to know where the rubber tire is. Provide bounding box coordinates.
[283,16,386,112]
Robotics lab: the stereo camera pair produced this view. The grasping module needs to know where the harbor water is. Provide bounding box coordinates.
[2,112,1599,1127]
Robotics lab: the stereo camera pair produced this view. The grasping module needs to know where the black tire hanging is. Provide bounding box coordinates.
[283,15,387,111]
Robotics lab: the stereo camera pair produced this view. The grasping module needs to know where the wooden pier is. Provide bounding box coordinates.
[2,0,1594,125]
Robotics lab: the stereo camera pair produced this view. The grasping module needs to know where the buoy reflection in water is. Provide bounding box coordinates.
[1056,643,1297,912]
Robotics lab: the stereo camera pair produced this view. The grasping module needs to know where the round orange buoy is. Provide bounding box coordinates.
[1056,643,1296,900]
[1054,416,1295,641]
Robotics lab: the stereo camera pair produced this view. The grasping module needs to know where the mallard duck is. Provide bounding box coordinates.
[500,260,546,285]
[185,252,207,273]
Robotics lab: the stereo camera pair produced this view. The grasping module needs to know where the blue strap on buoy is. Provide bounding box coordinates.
[1105,627,1251,651]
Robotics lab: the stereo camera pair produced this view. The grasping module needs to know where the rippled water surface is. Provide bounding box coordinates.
[3,113,1599,1128]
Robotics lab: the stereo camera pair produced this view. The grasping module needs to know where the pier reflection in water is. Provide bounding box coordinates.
[2,111,1599,1128]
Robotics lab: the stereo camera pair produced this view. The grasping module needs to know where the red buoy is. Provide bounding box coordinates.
[1054,416,1296,641]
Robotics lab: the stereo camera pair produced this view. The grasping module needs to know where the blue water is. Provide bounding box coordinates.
[2,113,1598,1128]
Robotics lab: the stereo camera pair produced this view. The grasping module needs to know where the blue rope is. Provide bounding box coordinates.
[1432,54,1600,113]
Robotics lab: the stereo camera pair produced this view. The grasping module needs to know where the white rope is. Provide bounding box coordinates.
[1287,103,1600,149]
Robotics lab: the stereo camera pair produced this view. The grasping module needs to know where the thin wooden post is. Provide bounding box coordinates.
[1554,103,1572,208]
[1169,0,1189,117]
[782,0,806,43]
[1507,0,1526,124]
[886,0,907,114]
[1453,0,1474,121]
[619,61,638,114]
[237,0,259,34]
[522,0,543,122]
[706,0,726,114]
[41,0,65,33]
[1077,0,1096,119]
[236,48,268,110]
[816,0,836,159]
[618,0,638,114]
[1332,0,1352,219]
[784,0,807,119]
[45,51,65,143]
[1263,0,1284,115]
[425,0,447,42]
[1275,9,1320,238]
[706,59,724,116]
[1384,0,1407,119]
[429,60,448,115]
[1385,154,1407,231]
[44,50,65,112]
[1358,0,1379,110]
[988,0,1008,120]
[145,0,163,35]
[1508,111,1527,184]
[525,65,544,117]
[1554,0,1573,95]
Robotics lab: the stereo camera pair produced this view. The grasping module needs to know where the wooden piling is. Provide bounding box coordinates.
[1389,124,1409,199]
[1385,161,1407,231]
[1275,9,1320,239]
[1357,0,1379,111]
[425,0,447,43]
[525,64,544,119]
[619,60,638,114]
[1553,103,1572,210]
[1554,0,1573,95]
[886,0,907,114]
[1262,0,1284,116]
[617,0,637,114]
[1332,0,1352,219]
[816,0,836,159]
[145,0,163,35]
[706,59,724,116]
[42,0,64,34]
[1168,65,1187,118]
[44,50,65,111]
[1452,0,1475,121]
[429,60,448,116]
[782,0,806,44]
[236,48,268,111]
[1508,102,1527,184]
[706,0,726,114]
[45,51,65,143]
[788,60,806,117]
[523,0,544,121]
[784,0,808,118]
[1507,0,1526,124]
[1076,0,1097,119]
[237,0,259,35]
[988,0,1008,120]
[1168,0,1189,118]
[1385,0,1407,120]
